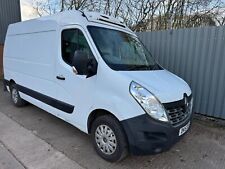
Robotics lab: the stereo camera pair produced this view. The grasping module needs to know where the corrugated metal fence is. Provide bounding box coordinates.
[137,26,225,119]
[0,0,21,76]
[0,0,21,44]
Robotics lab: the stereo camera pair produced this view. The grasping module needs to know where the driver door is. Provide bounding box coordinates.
[54,25,97,125]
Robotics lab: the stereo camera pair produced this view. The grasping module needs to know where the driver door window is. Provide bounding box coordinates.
[61,29,94,74]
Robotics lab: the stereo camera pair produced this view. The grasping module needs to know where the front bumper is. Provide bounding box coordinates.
[3,79,8,91]
[121,113,193,155]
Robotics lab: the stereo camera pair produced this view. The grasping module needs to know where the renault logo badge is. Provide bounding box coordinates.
[184,96,187,105]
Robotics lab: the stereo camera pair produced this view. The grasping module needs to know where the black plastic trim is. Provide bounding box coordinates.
[4,79,74,114]
[56,76,65,80]
[17,85,74,113]
[4,79,9,86]
[3,79,9,91]
[121,113,192,155]
[163,94,192,109]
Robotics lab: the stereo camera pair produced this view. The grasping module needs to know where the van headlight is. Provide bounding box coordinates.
[130,81,168,122]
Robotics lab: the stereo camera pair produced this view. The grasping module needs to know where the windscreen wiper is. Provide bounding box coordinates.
[128,65,152,70]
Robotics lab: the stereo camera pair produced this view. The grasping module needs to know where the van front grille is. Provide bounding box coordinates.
[167,106,189,126]
[163,94,192,127]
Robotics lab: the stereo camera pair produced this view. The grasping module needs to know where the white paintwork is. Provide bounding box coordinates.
[3,11,191,133]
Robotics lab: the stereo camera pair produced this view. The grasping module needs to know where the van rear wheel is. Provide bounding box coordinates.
[91,115,128,162]
[10,84,27,107]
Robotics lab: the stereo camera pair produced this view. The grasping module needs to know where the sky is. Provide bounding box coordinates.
[20,0,39,20]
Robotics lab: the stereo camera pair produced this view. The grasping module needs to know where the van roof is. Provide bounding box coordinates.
[7,10,132,36]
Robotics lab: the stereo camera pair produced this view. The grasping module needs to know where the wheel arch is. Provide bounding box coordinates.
[87,109,120,134]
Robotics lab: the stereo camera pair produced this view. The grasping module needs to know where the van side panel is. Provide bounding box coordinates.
[4,30,57,99]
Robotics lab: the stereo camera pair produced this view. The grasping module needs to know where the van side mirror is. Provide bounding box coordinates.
[72,51,98,78]
[86,58,98,78]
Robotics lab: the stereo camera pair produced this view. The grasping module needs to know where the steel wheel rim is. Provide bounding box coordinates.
[12,88,18,103]
[95,124,117,155]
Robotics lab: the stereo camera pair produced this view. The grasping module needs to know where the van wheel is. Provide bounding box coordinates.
[10,84,27,107]
[91,115,128,162]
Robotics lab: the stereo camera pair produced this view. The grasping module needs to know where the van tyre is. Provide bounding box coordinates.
[91,115,128,162]
[10,84,27,107]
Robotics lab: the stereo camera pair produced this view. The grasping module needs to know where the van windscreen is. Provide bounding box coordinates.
[88,26,161,71]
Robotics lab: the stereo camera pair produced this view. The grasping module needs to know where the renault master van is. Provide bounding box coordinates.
[3,11,193,162]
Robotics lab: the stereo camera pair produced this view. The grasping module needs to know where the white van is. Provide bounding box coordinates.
[3,11,193,162]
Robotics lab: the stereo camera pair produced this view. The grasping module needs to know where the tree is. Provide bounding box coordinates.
[32,0,225,31]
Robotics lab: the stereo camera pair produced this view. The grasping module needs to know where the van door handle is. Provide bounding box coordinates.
[56,75,65,80]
